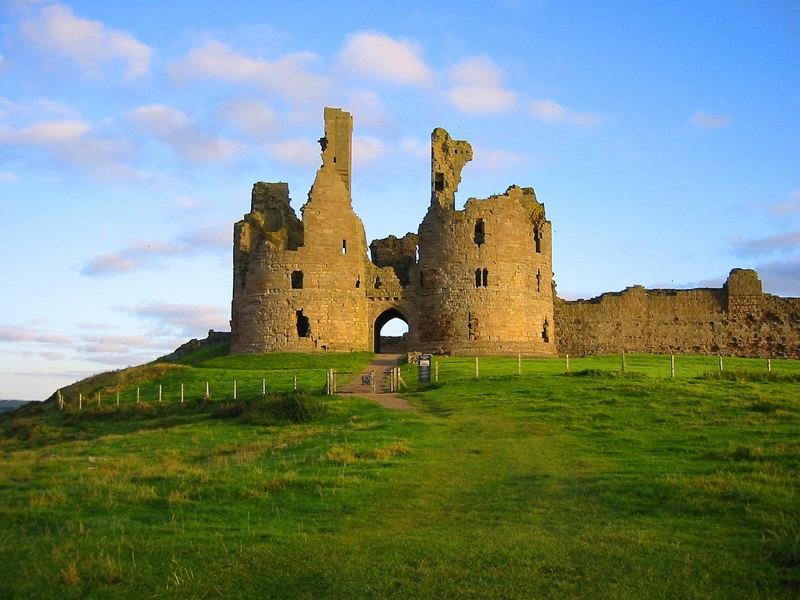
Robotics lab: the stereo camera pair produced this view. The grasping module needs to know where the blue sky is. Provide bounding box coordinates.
[1,0,798,399]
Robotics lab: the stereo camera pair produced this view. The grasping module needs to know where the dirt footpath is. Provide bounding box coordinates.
[338,354,414,411]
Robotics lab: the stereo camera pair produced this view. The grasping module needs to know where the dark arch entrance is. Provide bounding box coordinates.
[374,308,409,353]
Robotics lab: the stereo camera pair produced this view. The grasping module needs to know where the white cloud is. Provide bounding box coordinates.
[353,135,386,167]
[0,171,19,183]
[20,3,152,79]
[529,99,602,126]
[0,52,8,75]
[266,139,319,166]
[124,302,229,336]
[768,189,800,216]
[471,147,528,172]
[691,110,731,129]
[82,225,231,276]
[217,99,278,137]
[732,230,800,257]
[400,137,428,161]
[446,56,516,114]
[126,104,242,163]
[168,40,329,103]
[0,119,90,145]
[0,325,72,346]
[338,31,433,86]
[344,89,391,128]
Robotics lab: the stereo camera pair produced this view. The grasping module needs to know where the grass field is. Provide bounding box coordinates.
[1,351,798,598]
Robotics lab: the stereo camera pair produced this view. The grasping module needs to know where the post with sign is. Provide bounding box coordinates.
[418,354,432,383]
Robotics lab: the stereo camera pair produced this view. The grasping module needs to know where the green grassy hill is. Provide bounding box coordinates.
[1,351,798,598]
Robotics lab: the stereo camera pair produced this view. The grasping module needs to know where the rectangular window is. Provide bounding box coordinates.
[434,172,444,192]
[342,239,347,254]
[291,270,304,289]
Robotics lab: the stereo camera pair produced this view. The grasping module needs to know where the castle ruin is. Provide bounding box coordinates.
[231,108,800,358]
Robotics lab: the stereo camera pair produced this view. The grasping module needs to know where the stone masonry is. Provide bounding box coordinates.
[231,107,800,358]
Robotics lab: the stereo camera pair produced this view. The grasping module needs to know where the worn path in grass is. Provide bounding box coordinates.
[339,353,414,410]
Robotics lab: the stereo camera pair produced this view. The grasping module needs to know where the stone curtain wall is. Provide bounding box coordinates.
[555,270,800,358]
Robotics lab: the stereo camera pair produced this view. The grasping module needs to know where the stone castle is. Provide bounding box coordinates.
[230,108,800,358]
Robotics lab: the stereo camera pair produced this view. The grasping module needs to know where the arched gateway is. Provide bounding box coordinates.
[373,307,409,353]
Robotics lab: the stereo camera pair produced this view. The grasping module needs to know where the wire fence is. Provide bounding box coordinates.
[53,353,799,411]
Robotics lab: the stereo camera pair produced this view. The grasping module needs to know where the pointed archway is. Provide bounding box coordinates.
[374,307,409,353]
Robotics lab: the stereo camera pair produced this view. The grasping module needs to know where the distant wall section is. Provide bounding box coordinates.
[555,269,800,358]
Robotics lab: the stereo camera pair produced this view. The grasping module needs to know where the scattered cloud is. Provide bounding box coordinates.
[344,89,391,128]
[400,137,428,161]
[691,110,731,129]
[217,99,279,138]
[732,230,800,257]
[471,147,527,172]
[266,138,319,166]
[0,171,19,183]
[20,3,152,79]
[126,104,242,163]
[124,302,229,336]
[81,224,231,276]
[529,99,602,126]
[0,119,90,145]
[168,40,329,103]
[768,189,800,216]
[78,333,152,354]
[353,135,386,167]
[337,31,433,86]
[754,257,800,296]
[446,56,516,115]
[0,325,72,346]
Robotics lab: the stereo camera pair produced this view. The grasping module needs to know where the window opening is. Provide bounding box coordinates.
[374,276,382,289]
[355,275,361,288]
[291,270,304,289]
[536,268,541,292]
[474,218,485,246]
[541,318,550,343]
[534,225,542,253]
[434,172,444,192]
[342,239,347,255]
[468,312,476,340]
[482,268,489,287]
[296,310,310,337]
[475,268,482,288]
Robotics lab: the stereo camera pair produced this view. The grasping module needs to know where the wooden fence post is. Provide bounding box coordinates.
[136,387,140,404]
[565,353,570,372]
[435,361,439,383]
[158,385,162,403]
[97,392,101,407]
[57,389,63,410]
[719,355,723,372]
[768,358,772,373]
[233,380,237,400]
[621,351,626,373]
[475,357,479,379]
[262,377,266,396]
[116,390,120,407]
[79,393,82,411]
[517,352,521,376]
[671,355,675,379]
[293,376,297,390]
[205,381,210,399]
[180,383,184,403]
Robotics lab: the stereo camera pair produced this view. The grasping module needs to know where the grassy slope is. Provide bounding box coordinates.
[1,352,798,598]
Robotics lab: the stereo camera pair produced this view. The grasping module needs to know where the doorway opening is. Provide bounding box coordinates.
[374,308,409,353]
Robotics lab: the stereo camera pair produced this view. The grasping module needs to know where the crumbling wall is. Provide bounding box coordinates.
[369,233,418,287]
[555,269,800,358]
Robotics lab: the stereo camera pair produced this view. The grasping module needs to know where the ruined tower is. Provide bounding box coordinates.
[416,129,556,355]
[230,108,372,353]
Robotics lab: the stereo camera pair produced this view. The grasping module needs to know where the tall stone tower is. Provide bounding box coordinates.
[415,129,556,355]
[230,108,372,353]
